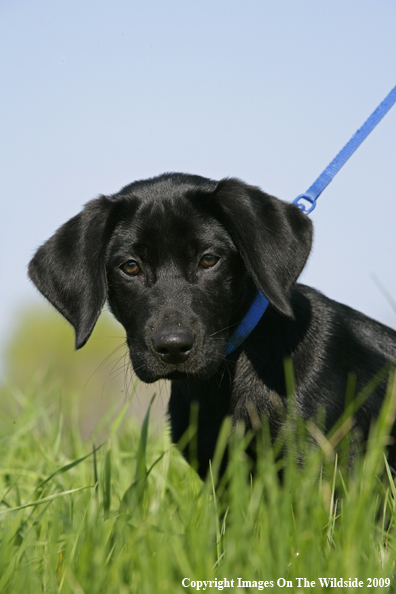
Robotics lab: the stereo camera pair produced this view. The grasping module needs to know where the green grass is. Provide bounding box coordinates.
[1,372,396,593]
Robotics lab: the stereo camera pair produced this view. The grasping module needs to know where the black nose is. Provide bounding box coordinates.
[152,328,195,364]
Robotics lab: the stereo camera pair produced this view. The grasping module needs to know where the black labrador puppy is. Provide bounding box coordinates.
[29,173,396,476]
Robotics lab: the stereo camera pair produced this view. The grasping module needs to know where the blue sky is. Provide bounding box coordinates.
[1,0,396,368]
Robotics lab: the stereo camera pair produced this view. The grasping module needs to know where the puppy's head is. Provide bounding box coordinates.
[28,173,313,382]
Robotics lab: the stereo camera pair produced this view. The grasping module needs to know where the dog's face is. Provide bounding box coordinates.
[28,173,313,382]
[105,181,249,382]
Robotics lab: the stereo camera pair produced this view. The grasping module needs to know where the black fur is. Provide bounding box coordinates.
[29,173,396,477]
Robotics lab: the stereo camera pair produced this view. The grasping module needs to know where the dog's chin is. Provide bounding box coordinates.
[132,365,218,384]
[130,354,225,384]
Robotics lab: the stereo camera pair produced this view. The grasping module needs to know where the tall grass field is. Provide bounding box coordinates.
[1,366,396,593]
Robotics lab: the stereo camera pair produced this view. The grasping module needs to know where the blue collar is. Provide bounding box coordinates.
[225,291,269,355]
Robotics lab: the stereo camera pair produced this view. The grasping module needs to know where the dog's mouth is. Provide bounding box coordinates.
[159,370,195,381]
[130,356,223,383]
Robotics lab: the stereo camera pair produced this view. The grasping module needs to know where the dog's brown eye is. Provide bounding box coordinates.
[120,260,140,276]
[199,254,219,269]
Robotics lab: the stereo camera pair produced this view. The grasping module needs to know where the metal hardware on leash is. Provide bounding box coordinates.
[293,84,396,214]
[292,192,317,215]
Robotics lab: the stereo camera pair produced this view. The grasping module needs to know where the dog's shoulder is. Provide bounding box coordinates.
[295,283,396,358]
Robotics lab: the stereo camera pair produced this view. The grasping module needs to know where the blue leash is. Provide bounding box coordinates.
[293,84,396,214]
[225,84,396,355]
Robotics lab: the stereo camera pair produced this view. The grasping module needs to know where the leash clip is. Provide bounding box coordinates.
[293,193,317,214]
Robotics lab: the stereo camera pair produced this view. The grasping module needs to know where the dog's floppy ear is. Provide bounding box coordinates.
[28,196,117,349]
[214,178,313,318]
